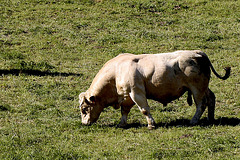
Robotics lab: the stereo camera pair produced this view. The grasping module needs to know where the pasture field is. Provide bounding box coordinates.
[1,0,239,159]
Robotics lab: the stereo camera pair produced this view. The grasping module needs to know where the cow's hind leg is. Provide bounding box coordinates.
[190,89,207,125]
[206,88,216,123]
[129,91,155,129]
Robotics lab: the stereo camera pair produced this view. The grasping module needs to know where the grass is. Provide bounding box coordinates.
[0,0,239,159]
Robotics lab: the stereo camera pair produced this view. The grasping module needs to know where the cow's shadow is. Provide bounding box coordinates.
[113,117,240,129]
[0,69,82,77]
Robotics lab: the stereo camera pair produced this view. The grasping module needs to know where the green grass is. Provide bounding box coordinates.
[1,0,239,159]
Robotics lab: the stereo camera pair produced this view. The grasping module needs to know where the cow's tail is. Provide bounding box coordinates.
[209,62,231,80]
[195,50,231,80]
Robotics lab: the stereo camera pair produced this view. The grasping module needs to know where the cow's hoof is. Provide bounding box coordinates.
[190,120,198,126]
[207,118,215,124]
[148,125,155,130]
[117,123,127,128]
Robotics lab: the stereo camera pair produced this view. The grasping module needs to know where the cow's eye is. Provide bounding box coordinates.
[82,108,87,114]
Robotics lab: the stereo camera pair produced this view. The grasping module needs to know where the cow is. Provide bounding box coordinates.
[79,50,230,129]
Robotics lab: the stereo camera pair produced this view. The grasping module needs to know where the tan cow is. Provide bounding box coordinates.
[79,50,230,129]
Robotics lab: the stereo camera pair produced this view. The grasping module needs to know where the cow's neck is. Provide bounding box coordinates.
[88,79,118,108]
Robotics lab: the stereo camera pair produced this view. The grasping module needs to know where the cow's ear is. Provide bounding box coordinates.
[89,96,96,104]
[79,92,86,107]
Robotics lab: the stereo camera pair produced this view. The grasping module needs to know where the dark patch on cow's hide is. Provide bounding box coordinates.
[132,58,139,63]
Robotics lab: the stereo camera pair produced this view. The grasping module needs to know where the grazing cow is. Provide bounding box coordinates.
[79,50,230,129]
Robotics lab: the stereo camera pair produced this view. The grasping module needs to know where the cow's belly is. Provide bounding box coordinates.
[145,80,187,104]
[142,60,187,104]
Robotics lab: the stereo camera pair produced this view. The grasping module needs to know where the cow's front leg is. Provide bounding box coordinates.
[130,92,156,129]
[118,106,130,128]
[139,107,155,130]
[118,97,134,128]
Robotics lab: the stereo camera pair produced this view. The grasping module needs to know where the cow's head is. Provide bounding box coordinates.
[79,92,103,125]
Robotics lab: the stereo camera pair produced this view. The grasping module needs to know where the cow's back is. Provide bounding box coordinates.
[114,51,210,104]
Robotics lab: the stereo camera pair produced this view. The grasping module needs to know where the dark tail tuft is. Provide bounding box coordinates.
[222,67,231,80]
